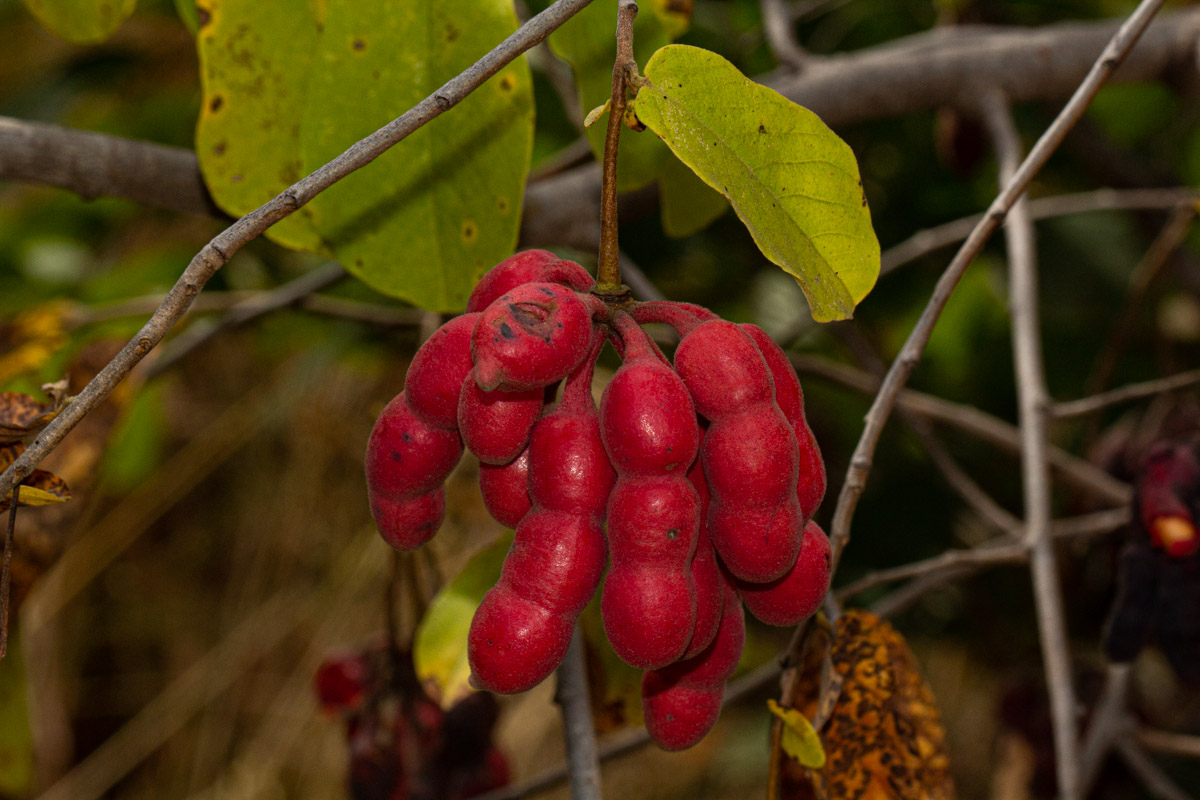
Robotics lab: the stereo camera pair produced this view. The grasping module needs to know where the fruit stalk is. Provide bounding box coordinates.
[596,0,639,294]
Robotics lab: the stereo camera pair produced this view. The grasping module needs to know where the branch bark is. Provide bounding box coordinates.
[4,11,1198,253]
[0,0,602,503]
[555,627,602,800]
[826,0,1168,577]
[982,87,1081,800]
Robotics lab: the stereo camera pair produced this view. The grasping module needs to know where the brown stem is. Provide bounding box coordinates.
[596,0,639,292]
[0,484,18,662]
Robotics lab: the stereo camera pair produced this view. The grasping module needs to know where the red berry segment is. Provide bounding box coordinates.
[405,313,478,432]
[469,330,615,693]
[642,577,745,751]
[471,283,596,392]
[740,324,826,520]
[466,250,594,313]
[675,320,803,582]
[459,377,541,465]
[478,447,532,529]
[365,394,462,550]
[684,458,723,659]
[600,314,701,669]
[736,520,831,626]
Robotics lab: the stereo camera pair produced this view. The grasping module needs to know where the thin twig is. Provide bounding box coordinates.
[1053,367,1200,419]
[474,659,779,800]
[1139,728,1200,760]
[0,484,18,662]
[147,262,348,378]
[556,626,602,800]
[595,0,638,291]
[1114,738,1197,800]
[761,0,808,68]
[1087,204,1197,396]
[880,188,1200,275]
[982,87,1080,800]
[789,354,1132,505]
[0,0,602,504]
[1080,663,1133,794]
[827,0,1168,580]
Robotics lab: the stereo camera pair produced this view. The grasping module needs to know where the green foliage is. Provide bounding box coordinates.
[19,0,136,43]
[659,152,728,237]
[195,0,534,312]
[414,531,512,707]
[632,45,880,321]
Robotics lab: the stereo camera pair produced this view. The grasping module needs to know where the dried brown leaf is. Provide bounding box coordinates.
[781,610,956,800]
[0,391,63,445]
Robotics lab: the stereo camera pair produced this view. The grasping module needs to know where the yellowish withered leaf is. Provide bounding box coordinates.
[769,698,826,768]
[781,610,956,800]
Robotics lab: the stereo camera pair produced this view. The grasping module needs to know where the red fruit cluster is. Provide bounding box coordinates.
[364,251,831,751]
[315,643,509,800]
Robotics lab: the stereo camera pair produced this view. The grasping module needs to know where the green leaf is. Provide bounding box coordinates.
[548,0,678,192]
[632,45,880,321]
[768,698,826,768]
[301,0,533,311]
[414,531,513,708]
[659,152,728,237]
[0,637,34,797]
[174,0,199,36]
[19,0,136,44]
[194,0,328,253]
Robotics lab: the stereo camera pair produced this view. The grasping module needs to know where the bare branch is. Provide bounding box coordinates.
[0,485,17,662]
[1114,738,1197,800]
[981,86,1081,800]
[1139,728,1200,760]
[146,262,348,378]
[1087,204,1197,395]
[0,0,602,503]
[761,0,808,68]
[555,626,602,800]
[790,355,1132,505]
[5,12,1198,250]
[881,188,1200,275]
[1080,663,1133,793]
[1054,367,1200,419]
[827,0,1167,578]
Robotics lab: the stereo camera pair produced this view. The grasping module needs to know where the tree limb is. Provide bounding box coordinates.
[0,0,602,503]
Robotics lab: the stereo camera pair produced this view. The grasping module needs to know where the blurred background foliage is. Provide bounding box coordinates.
[1,0,1199,798]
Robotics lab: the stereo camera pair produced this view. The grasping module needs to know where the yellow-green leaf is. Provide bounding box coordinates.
[632,45,880,322]
[19,0,136,44]
[548,0,680,192]
[301,0,533,311]
[768,698,826,768]
[659,152,728,237]
[414,531,512,708]
[195,0,328,253]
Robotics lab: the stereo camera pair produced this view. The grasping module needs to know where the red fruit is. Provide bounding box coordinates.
[371,489,445,551]
[479,448,531,529]
[740,323,826,520]
[685,456,722,659]
[466,250,594,313]
[468,333,615,693]
[405,313,478,431]
[471,283,596,392]
[600,314,701,669]
[642,579,745,751]
[602,477,699,668]
[600,337,699,474]
[675,320,803,583]
[1137,442,1200,558]
[736,520,831,626]
[709,497,803,581]
[673,320,773,418]
[315,654,370,714]
[366,395,462,501]
[459,377,541,464]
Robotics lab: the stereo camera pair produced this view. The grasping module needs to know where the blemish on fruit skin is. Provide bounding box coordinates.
[667,529,678,540]
[499,322,516,340]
